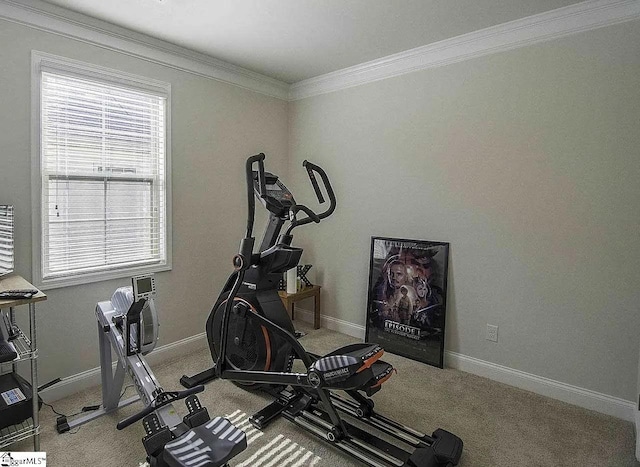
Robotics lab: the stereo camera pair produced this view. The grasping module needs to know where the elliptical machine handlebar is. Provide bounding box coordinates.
[245,153,266,239]
[116,385,205,430]
[243,153,336,247]
[284,203,321,236]
[288,160,336,229]
[295,204,320,223]
[303,160,336,221]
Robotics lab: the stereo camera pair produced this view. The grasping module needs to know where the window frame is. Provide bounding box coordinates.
[31,51,172,290]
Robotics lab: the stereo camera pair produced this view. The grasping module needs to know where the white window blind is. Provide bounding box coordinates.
[0,205,14,276]
[39,68,168,284]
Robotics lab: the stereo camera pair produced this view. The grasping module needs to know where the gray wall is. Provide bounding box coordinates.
[1,14,638,405]
[289,21,640,401]
[0,20,288,383]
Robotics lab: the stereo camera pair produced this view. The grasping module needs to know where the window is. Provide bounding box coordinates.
[32,52,171,289]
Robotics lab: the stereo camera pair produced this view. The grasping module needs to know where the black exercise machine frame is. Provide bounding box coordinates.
[184,153,462,467]
[216,251,350,437]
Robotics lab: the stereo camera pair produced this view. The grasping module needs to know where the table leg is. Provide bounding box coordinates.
[314,291,321,329]
[9,307,17,374]
[284,300,294,322]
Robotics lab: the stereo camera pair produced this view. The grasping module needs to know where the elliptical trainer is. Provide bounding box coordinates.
[182,153,463,467]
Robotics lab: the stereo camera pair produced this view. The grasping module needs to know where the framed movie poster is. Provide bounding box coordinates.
[365,237,450,368]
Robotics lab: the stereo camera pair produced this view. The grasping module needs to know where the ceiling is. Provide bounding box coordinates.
[41,0,585,84]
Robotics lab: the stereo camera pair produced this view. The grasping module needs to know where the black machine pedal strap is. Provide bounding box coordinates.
[143,413,163,436]
[183,395,210,428]
[142,413,172,457]
[184,394,202,413]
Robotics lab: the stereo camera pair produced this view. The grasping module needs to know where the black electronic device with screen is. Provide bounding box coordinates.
[260,173,294,209]
[132,274,156,301]
[126,274,156,357]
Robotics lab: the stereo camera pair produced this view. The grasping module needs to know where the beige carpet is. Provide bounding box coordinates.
[7,322,639,466]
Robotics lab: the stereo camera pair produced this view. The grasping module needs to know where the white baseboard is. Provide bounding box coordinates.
[44,311,635,424]
[293,307,366,339]
[445,351,635,422]
[40,332,208,402]
[293,308,635,422]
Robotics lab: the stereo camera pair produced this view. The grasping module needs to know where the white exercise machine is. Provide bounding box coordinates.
[56,274,247,467]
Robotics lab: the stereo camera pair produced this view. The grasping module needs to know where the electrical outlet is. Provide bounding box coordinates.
[486,324,498,342]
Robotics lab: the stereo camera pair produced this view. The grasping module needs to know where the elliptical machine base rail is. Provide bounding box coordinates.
[252,388,462,467]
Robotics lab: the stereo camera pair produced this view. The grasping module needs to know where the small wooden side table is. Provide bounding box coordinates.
[278,285,321,329]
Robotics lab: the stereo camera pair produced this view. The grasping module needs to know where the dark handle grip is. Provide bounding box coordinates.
[301,160,336,220]
[246,153,266,164]
[247,153,266,197]
[116,403,155,431]
[303,161,325,204]
[295,204,321,224]
[245,153,266,238]
[116,385,205,430]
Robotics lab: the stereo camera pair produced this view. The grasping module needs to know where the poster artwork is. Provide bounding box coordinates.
[366,237,450,368]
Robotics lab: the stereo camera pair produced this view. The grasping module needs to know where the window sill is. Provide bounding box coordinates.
[36,262,171,291]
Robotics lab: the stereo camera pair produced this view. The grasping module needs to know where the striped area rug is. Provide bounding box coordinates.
[225,409,322,467]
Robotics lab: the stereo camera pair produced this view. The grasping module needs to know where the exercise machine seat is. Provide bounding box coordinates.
[310,343,395,394]
[163,417,247,467]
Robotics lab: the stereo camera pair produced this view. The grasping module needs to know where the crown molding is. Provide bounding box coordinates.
[0,0,290,100]
[290,0,640,100]
[1,0,638,102]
